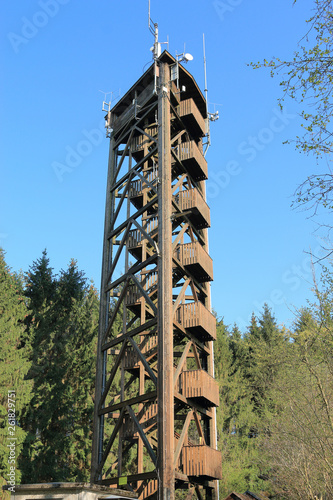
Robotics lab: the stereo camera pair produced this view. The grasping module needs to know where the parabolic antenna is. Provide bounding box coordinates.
[184,53,193,61]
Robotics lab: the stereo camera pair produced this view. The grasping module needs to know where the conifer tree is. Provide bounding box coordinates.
[20,253,99,482]
[244,305,287,419]
[215,319,267,497]
[0,249,32,493]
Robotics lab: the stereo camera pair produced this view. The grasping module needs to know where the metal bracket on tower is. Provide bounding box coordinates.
[100,90,121,138]
[103,101,112,138]
[133,92,141,120]
[203,35,220,157]
[208,111,219,122]
[100,91,113,138]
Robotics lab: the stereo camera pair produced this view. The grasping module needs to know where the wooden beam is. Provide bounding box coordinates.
[99,340,128,408]
[95,407,126,479]
[128,336,157,386]
[97,470,157,486]
[173,341,192,387]
[127,405,157,466]
[174,410,193,466]
[157,62,175,500]
[105,254,157,292]
[108,200,156,240]
[102,318,157,351]
[172,278,191,315]
[99,391,157,416]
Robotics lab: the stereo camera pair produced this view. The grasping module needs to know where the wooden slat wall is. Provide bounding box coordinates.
[128,218,158,250]
[177,242,213,280]
[129,170,159,199]
[124,337,158,370]
[112,81,155,133]
[180,369,219,407]
[176,302,217,341]
[177,188,211,228]
[179,99,206,136]
[131,126,158,152]
[183,445,222,479]
[178,141,208,180]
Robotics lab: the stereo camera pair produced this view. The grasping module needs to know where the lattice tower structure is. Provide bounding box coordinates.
[91,51,222,500]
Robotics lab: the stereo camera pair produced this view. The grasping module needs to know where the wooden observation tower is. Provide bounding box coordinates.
[91,42,222,500]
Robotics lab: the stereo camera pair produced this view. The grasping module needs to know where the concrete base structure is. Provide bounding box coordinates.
[3,483,137,500]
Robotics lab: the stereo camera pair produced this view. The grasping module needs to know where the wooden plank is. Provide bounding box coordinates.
[112,81,155,133]
[95,407,126,478]
[98,390,157,416]
[102,318,157,351]
[157,61,175,500]
[174,410,193,466]
[127,405,157,466]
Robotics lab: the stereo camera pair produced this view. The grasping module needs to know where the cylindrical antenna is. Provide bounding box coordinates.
[203,34,208,107]
[203,33,211,152]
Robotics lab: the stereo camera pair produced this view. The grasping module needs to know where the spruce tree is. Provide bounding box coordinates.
[244,305,287,418]
[0,249,32,493]
[215,319,267,497]
[20,254,99,482]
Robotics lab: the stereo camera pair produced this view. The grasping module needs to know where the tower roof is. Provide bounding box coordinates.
[111,50,207,120]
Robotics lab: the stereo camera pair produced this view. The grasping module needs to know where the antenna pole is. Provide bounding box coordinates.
[203,33,211,153]
[148,0,159,93]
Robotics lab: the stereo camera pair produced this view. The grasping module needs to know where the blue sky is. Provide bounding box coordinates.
[2,0,328,332]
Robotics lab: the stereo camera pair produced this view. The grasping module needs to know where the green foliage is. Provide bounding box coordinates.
[2,244,333,498]
[19,252,99,482]
[215,317,269,498]
[215,306,290,498]
[0,249,32,493]
[253,270,333,499]
[244,305,288,419]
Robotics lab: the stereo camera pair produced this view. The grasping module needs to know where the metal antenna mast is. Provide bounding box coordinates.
[203,33,210,155]
[203,34,219,157]
[149,0,159,56]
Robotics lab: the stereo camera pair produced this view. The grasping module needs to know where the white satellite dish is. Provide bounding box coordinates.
[184,53,193,62]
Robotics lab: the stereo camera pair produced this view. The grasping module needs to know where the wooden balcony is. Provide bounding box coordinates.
[124,335,158,372]
[128,229,144,259]
[178,98,206,138]
[182,445,222,480]
[129,179,142,201]
[129,171,158,210]
[140,479,158,499]
[127,218,158,259]
[130,183,210,229]
[141,402,158,423]
[176,302,216,341]
[128,235,212,282]
[124,273,158,318]
[122,414,138,439]
[175,242,213,282]
[130,127,158,161]
[173,141,208,181]
[179,370,219,407]
[122,403,158,444]
[111,80,155,135]
[175,188,210,229]
[124,284,142,314]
